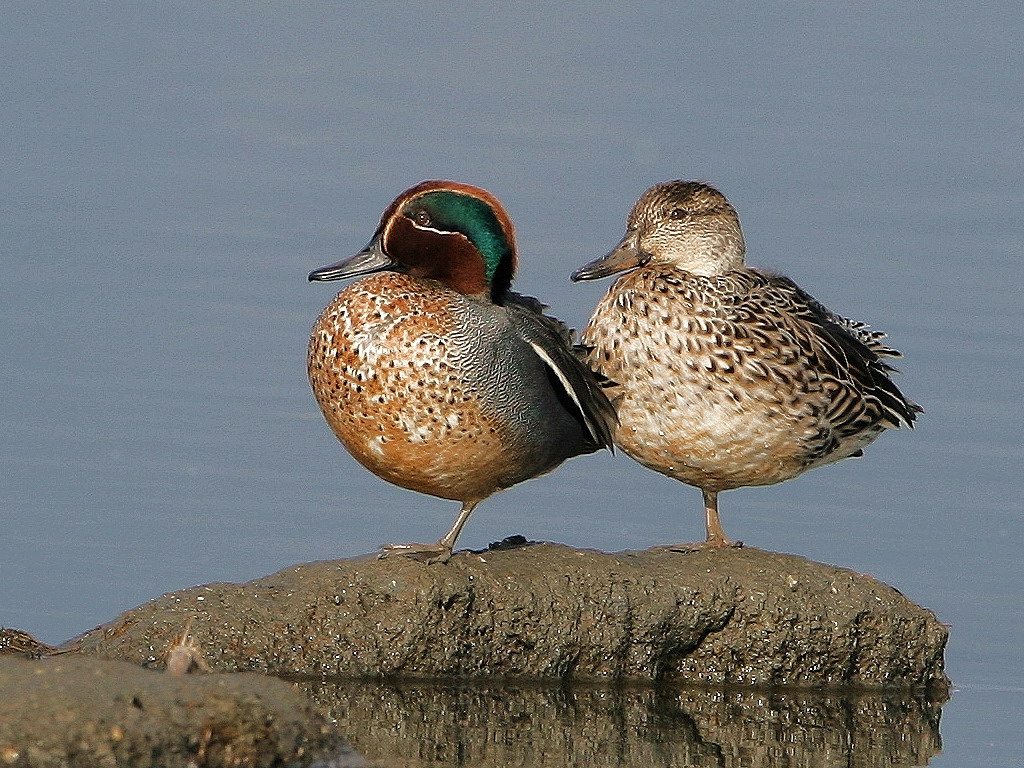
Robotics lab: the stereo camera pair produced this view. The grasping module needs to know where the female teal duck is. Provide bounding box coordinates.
[572,180,920,549]
[309,180,615,563]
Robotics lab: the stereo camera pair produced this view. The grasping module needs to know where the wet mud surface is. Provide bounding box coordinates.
[0,655,361,768]
[67,542,947,690]
[2,542,949,766]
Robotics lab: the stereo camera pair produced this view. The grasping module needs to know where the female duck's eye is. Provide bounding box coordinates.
[669,208,686,220]
[412,210,432,227]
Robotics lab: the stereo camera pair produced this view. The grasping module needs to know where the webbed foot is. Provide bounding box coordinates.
[378,542,453,564]
[649,538,743,554]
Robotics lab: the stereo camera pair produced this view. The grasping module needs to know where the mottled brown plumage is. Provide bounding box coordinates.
[572,181,920,548]
[309,181,615,563]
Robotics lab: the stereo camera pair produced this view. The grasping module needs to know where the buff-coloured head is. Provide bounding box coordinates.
[572,180,746,281]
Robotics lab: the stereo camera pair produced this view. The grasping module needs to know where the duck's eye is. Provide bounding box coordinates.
[669,208,686,220]
[412,210,432,227]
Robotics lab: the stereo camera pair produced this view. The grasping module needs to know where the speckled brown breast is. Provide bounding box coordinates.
[308,272,582,503]
[581,269,882,493]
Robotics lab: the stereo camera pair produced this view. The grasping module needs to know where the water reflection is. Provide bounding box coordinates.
[300,680,943,767]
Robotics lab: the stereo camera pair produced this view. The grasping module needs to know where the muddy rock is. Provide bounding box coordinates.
[66,543,948,692]
[0,655,362,768]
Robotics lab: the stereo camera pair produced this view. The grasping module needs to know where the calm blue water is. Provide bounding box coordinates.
[2,3,1021,766]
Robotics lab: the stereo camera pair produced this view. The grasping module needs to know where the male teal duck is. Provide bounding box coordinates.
[309,180,615,563]
[572,180,921,549]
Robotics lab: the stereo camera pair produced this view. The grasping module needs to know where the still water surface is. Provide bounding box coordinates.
[2,3,1021,766]
[305,681,943,767]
